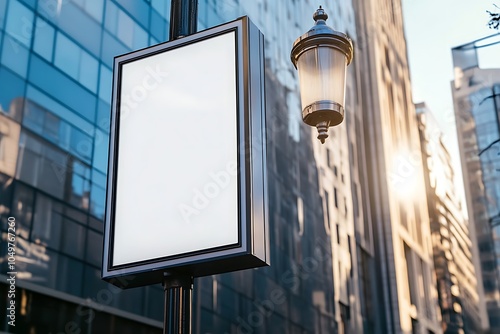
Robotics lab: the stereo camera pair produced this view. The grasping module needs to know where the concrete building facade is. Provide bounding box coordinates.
[352,0,442,333]
[417,103,487,333]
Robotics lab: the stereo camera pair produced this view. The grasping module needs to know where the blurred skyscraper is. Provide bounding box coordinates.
[352,0,442,333]
[452,34,500,333]
[417,102,487,333]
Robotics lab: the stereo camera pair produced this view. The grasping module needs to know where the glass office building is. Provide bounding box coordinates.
[0,0,370,333]
[452,36,500,332]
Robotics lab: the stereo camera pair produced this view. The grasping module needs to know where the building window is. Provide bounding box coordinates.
[33,17,55,61]
[5,0,34,47]
[1,35,30,77]
[353,183,359,218]
[105,2,148,50]
[344,196,348,216]
[54,32,99,93]
[324,191,331,233]
[72,0,104,22]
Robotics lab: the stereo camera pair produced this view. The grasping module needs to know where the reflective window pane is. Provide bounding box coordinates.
[29,55,97,122]
[96,99,110,132]
[0,172,14,217]
[90,183,105,219]
[151,0,169,19]
[104,2,118,34]
[117,9,134,48]
[54,32,80,79]
[88,216,103,232]
[89,171,105,219]
[15,240,56,288]
[133,23,148,49]
[0,67,25,122]
[1,35,29,77]
[11,182,34,239]
[85,0,104,22]
[93,129,108,173]
[26,85,94,135]
[150,8,166,42]
[55,253,84,296]
[0,115,21,177]
[23,100,85,155]
[98,65,112,104]
[0,0,7,29]
[32,193,62,250]
[56,1,101,57]
[22,100,44,133]
[5,0,34,47]
[72,0,104,22]
[61,217,86,259]
[33,17,55,61]
[85,229,102,267]
[43,111,60,142]
[16,131,67,199]
[79,51,98,93]
[68,159,91,209]
[91,168,106,187]
[70,127,92,162]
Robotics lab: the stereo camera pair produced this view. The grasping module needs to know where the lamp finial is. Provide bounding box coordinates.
[313,6,328,22]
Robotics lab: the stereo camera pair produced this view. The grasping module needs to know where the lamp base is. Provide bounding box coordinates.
[302,100,344,144]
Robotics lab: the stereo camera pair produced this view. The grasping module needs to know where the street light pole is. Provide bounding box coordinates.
[169,0,198,40]
[163,3,198,333]
[163,275,194,334]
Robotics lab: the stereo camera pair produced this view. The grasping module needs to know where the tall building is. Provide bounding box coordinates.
[0,0,368,333]
[352,0,442,333]
[451,34,500,332]
[417,103,487,333]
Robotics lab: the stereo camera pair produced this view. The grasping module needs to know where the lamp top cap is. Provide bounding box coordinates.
[313,6,328,21]
[290,6,354,67]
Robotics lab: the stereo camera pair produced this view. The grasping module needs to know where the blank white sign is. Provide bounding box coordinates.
[112,31,239,266]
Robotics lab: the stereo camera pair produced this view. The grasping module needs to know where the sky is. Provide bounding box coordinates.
[401,0,500,215]
[402,0,500,118]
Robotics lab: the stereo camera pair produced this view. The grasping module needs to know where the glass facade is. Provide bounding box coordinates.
[0,0,370,333]
[452,37,500,332]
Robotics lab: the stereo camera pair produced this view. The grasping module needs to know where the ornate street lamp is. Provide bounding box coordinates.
[291,6,353,143]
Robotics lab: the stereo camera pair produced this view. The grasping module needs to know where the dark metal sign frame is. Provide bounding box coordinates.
[102,17,268,289]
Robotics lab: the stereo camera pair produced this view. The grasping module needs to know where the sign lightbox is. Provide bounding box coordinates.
[102,17,268,288]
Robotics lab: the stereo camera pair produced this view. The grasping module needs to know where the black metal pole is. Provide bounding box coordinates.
[169,0,198,40]
[163,275,194,334]
[163,2,197,333]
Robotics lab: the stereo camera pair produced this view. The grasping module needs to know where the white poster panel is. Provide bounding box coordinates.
[112,31,239,266]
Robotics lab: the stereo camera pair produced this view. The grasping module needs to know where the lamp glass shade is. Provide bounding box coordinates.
[296,46,347,112]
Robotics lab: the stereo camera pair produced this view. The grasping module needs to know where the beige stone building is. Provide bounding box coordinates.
[417,103,487,333]
[352,0,442,332]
